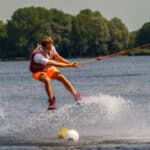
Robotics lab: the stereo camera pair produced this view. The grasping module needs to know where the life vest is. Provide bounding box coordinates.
[29,46,49,73]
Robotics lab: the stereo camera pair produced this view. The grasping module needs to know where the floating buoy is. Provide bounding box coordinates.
[65,129,79,142]
[57,128,69,138]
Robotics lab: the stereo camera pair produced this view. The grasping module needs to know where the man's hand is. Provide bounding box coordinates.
[71,62,79,69]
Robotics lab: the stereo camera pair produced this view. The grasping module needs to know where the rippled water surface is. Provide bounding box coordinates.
[0,56,150,149]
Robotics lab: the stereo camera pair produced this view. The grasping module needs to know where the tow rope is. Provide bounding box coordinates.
[79,43,150,66]
[97,43,150,60]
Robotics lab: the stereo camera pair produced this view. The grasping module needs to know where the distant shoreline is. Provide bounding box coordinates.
[0,54,150,62]
[1,48,150,61]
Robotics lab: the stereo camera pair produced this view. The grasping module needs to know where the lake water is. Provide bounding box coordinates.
[0,56,150,150]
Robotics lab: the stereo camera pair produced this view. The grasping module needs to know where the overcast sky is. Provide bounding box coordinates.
[0,0,150,31]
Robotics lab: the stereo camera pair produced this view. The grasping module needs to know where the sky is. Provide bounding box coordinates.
[0,0,150,31]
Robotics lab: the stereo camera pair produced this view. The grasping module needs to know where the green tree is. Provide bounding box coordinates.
[0,21,7,58]
[128,31,137,48]
[2,7,148,59]
[7,7,52,58]
[136,22,150,45]
[72,9,110,57]
[49,9,73,57]
[108,17,129,53]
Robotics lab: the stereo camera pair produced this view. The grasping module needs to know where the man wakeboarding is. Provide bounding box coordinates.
[29,36,81,110]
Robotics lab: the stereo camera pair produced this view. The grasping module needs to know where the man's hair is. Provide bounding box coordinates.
[41,36,53,47]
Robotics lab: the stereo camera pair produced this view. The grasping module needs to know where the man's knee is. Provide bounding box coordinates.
[39,74,50,83]
[54,72,65,80]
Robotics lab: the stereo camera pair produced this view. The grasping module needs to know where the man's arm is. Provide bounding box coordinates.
[34,53,78,68]
[53,53,71,64]
[47,59,78,68]
[53,53,79,68]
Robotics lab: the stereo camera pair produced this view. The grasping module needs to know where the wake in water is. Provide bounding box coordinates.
[1,93,150,141]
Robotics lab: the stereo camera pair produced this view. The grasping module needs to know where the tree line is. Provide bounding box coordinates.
[0,7,149,59]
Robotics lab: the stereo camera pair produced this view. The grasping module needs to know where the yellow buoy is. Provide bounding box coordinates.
[57,128,69,138]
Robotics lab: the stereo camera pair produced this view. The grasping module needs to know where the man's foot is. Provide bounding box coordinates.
[48,97,56,110]
[73,92,82,104]
[48,103,56,110]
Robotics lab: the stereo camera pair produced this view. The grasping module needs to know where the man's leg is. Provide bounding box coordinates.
[54,72,76,94]
[39,73,53,99]
[39,73,56,109]
[54,72,81,101]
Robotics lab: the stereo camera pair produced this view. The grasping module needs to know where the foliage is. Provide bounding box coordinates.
[136,22,150,45]
[0,7,149,59]
[108,17,129,53]
[0,21,7,58]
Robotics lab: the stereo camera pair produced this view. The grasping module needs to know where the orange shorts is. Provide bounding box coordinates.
[32,67,59,80]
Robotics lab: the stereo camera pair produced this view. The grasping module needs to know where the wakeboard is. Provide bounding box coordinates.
[30,99,95,113]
